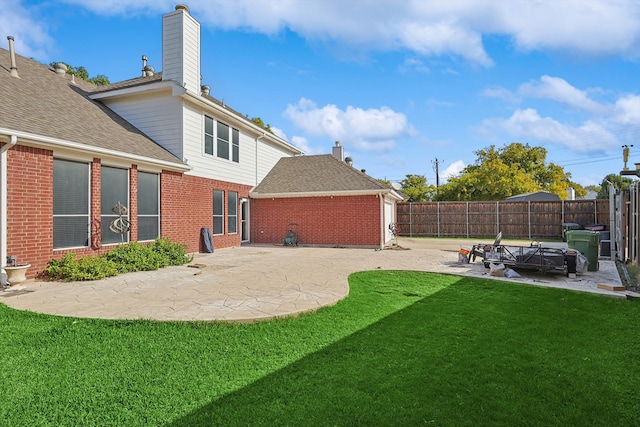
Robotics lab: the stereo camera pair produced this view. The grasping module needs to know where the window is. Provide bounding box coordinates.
[101,166,129,245]
[228,191,238,234]
[217,121,229,160]
[204,115,214,155]
[213,190,224,235]
[137,172,160,241]
[232,128,239,163]
[53,159,89,248]
[203,115,239,162]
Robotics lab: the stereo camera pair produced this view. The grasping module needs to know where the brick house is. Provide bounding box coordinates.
[251,144,404,247]
[0,5,401,280]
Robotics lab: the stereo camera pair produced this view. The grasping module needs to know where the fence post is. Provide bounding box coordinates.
[496,201,499,236]
[466,201,470,238]
[409,202,413,237]
[437,202,441,238]
[528,200,532,240]
[561,200,565,225]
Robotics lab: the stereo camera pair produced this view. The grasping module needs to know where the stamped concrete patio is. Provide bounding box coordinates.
[1,237,635,322]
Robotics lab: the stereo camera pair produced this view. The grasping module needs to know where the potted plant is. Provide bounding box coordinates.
[4,256,30,285]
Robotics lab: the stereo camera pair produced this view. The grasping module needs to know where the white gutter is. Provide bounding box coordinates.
[256,132,265,186]
[0,128,191,172]
[379,191,385,250]
[249,188,397,199]
[1,134,18,281]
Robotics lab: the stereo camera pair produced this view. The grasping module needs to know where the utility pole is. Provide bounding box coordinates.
[432,158,441,188]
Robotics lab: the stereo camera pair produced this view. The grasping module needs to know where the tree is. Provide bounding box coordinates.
[400,174,437,202]
[49,62,111,85]
[597,174,635,199]
[435,142,586,201]
[249,117,273,134]
[377,178,392,188]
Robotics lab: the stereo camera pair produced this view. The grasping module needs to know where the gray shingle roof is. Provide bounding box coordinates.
[0,48,185,166]
[251,154,393,195]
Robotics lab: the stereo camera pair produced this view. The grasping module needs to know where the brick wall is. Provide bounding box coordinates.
[251,195,382,247]
[5,146,251,278]
[6,146,53,278]
[160,171,251,252]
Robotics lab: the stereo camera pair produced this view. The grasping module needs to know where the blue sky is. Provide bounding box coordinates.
[4,0,640,187]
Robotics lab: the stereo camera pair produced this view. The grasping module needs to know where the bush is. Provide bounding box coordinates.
[45,238,192,281]
[45,253,118,282]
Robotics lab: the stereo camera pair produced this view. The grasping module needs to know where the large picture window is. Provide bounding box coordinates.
[228,191,238,234]
[213,190,224,235]
[137,171,160,241]
[101,166,129,245]
[53,159,90,249]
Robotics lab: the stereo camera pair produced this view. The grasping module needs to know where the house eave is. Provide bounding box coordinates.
[0,128,191,172]
[250,188,403,200]
[181,91,304,156]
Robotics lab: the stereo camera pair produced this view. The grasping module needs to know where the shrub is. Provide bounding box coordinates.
[45,238,193,281]
[45,253,118,282]
[104,241,167,273]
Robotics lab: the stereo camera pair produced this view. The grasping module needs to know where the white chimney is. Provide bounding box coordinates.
[162,5,200,92]
[567,187,575,200]
[332,141,344,161]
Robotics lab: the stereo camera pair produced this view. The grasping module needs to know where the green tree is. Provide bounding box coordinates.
[597,174,635,199]
[400,174,437,202]
[49,62,111,85]
[249,117,273,134]
[436,142,584,201]
[377,178,392,188]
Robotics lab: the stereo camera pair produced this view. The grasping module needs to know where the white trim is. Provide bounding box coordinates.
[249,189,404,200]
[0,128,190,172]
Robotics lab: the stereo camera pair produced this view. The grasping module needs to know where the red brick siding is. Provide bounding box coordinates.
[6,146,54,278]
[5,146,251,278]
[160,171,251,252]
[251,195,382,247]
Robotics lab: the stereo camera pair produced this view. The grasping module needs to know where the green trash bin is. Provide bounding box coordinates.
[567,230,599,271]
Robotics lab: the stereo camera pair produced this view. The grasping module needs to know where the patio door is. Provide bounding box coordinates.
[240,198,250,242]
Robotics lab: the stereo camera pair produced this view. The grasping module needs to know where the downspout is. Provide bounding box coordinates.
[1,135,18,282]
[379,192,385,250]
[255,132,265,186]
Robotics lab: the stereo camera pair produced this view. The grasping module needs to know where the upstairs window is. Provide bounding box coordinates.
[204,115,214,155]
[203,115,239,163]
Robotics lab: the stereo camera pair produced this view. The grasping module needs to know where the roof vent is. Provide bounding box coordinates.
[201,85,210,95]
[53,62,68,76]
[141,55,154,77]
[7,36,19,78]
[345,157,353,166]
[361,169,366,173]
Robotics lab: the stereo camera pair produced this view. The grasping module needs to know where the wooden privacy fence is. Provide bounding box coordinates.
[397,200,610,240]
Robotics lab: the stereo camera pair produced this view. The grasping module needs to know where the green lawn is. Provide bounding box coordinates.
[2,271,639,426]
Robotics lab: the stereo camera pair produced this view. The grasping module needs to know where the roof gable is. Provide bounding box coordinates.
[251,154,395,196]
[0,48,184,166]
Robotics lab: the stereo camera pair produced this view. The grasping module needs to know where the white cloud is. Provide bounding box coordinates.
[0,0,55,60]
[481,108,617,152]
[614,94,640,125]
[482,86,520,105]
[283,97,412,152]
[519,76,606,113]
[53,0,640,65]
[398,58,430,74]
[441,160,465,182]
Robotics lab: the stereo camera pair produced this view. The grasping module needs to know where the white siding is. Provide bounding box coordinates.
[162,8,200,93]
[104,93,183,159]
[182,104,297,186]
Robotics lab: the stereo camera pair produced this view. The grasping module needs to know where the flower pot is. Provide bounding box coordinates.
[4,264,30,285]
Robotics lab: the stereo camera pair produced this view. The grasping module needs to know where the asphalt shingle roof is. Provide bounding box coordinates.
[251,154,392,195]
[0,48,184,165]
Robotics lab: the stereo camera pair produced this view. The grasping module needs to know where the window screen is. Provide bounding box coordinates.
[101,166,129,245]
[137,171,159,241]
[53,159,89,248]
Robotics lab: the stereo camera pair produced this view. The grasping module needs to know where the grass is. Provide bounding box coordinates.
[2,271,639,426]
